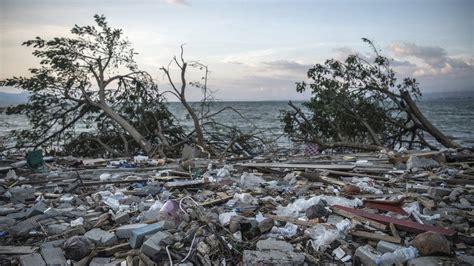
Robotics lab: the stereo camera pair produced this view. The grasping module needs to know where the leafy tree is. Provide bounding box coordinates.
[1,15,183,156]
[283,38,459,151]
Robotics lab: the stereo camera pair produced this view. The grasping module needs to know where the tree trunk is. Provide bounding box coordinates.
[401,91,460,149]
[99,103,154,155]
[182,100,205,148]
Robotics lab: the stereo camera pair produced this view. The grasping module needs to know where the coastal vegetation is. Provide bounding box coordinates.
[0,16,461,157]
[282,39,460,152]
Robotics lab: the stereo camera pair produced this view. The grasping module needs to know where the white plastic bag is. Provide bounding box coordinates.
[219,212,237,225]
[240,172,265,189]
[271,223,298,238]
[305,224,340,251]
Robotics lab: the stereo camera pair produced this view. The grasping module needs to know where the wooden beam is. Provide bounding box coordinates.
[332,208,387,231]
[350,230,401,243]
[0,246,35,255]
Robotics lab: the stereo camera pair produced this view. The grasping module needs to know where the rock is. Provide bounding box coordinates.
[428,186,452,199]
[140,231,171,258]
[256,238,294,252]
[229,216,246,233]
[0,216,16,227]
[407,155,439,171]
[40,247,67,266]
[47,223,69,235]
[129,222,164,248]
[41,239,65,249]
[116,223,148,239]
[84,228,118,246]
[448,188,463,201]
[113,211,129,224]
[62,225,86,239]
[411,231,450,256]
[242,250,306,265]
[10,219,38,237]
[342,184,361,194]
[258,218,274,233]
[62,236,94,260]
[9,187,35,203]
[19,253,46,266]
[26,201,48,218]
[305,203,329,219]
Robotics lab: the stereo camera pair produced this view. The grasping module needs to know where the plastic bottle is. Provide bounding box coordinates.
[375,246,418,265]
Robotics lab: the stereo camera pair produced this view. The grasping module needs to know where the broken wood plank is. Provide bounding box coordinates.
[300,172,347,186]
[167,170,192,177]
[363,201,408,216]
[237,162,355,171]
[390,223,400,239]
[96,243,130,257]
[265,214,319,226]
[82,179,148,186]
[350,230,401,243]
[201,195,233,207]
[332,208,387,231]
[164,179,205,188]
[155,175,190,181]
[333,205,456,236]
[417,196,435,210]
[311,169,390,181]
[0,246,35,255]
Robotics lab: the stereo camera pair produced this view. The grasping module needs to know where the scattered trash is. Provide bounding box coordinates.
[0,149,471,264]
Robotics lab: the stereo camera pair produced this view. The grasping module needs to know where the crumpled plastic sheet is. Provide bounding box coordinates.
[217,165,232,178]
[306,219,352,251]
[351,177,383,194]
[306,224,340,251]
[219,211,238,225]
[271,223,298,238]
[234,193,257,204]
[275,196,362,217]
[403,201,441,221]
[240,172,265,189]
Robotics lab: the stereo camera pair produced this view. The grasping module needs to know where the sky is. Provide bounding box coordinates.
[0,0,473,101]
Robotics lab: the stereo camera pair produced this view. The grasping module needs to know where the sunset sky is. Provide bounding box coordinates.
[1,0,472,101]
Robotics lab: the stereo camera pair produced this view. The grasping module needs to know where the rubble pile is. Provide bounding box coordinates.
[0,148,473,265]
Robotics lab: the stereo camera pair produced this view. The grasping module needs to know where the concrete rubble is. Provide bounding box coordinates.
[0,148,473,265]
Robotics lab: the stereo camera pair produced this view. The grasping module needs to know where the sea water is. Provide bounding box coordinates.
[1,99,473,148]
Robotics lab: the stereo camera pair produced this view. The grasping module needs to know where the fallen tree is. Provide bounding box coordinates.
[1,15,183,157]
[282,38,460,152]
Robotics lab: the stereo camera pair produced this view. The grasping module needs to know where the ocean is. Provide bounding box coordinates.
[1,99,473,149]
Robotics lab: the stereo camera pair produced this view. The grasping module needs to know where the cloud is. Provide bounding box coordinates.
[389,42,472,77]
[222,49,279,66]
[164,0,189,6]
[261,60,311,72]
[333,47,357,61]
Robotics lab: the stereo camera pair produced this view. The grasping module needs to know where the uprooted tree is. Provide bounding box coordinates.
[283,38,460,151]
[1,15,184,157]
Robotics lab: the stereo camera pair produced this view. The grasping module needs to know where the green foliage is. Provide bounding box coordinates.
[283,39,424,150]
[1,15,183,156]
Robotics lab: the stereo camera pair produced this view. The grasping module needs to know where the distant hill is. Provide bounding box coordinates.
[0,91,29,107]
